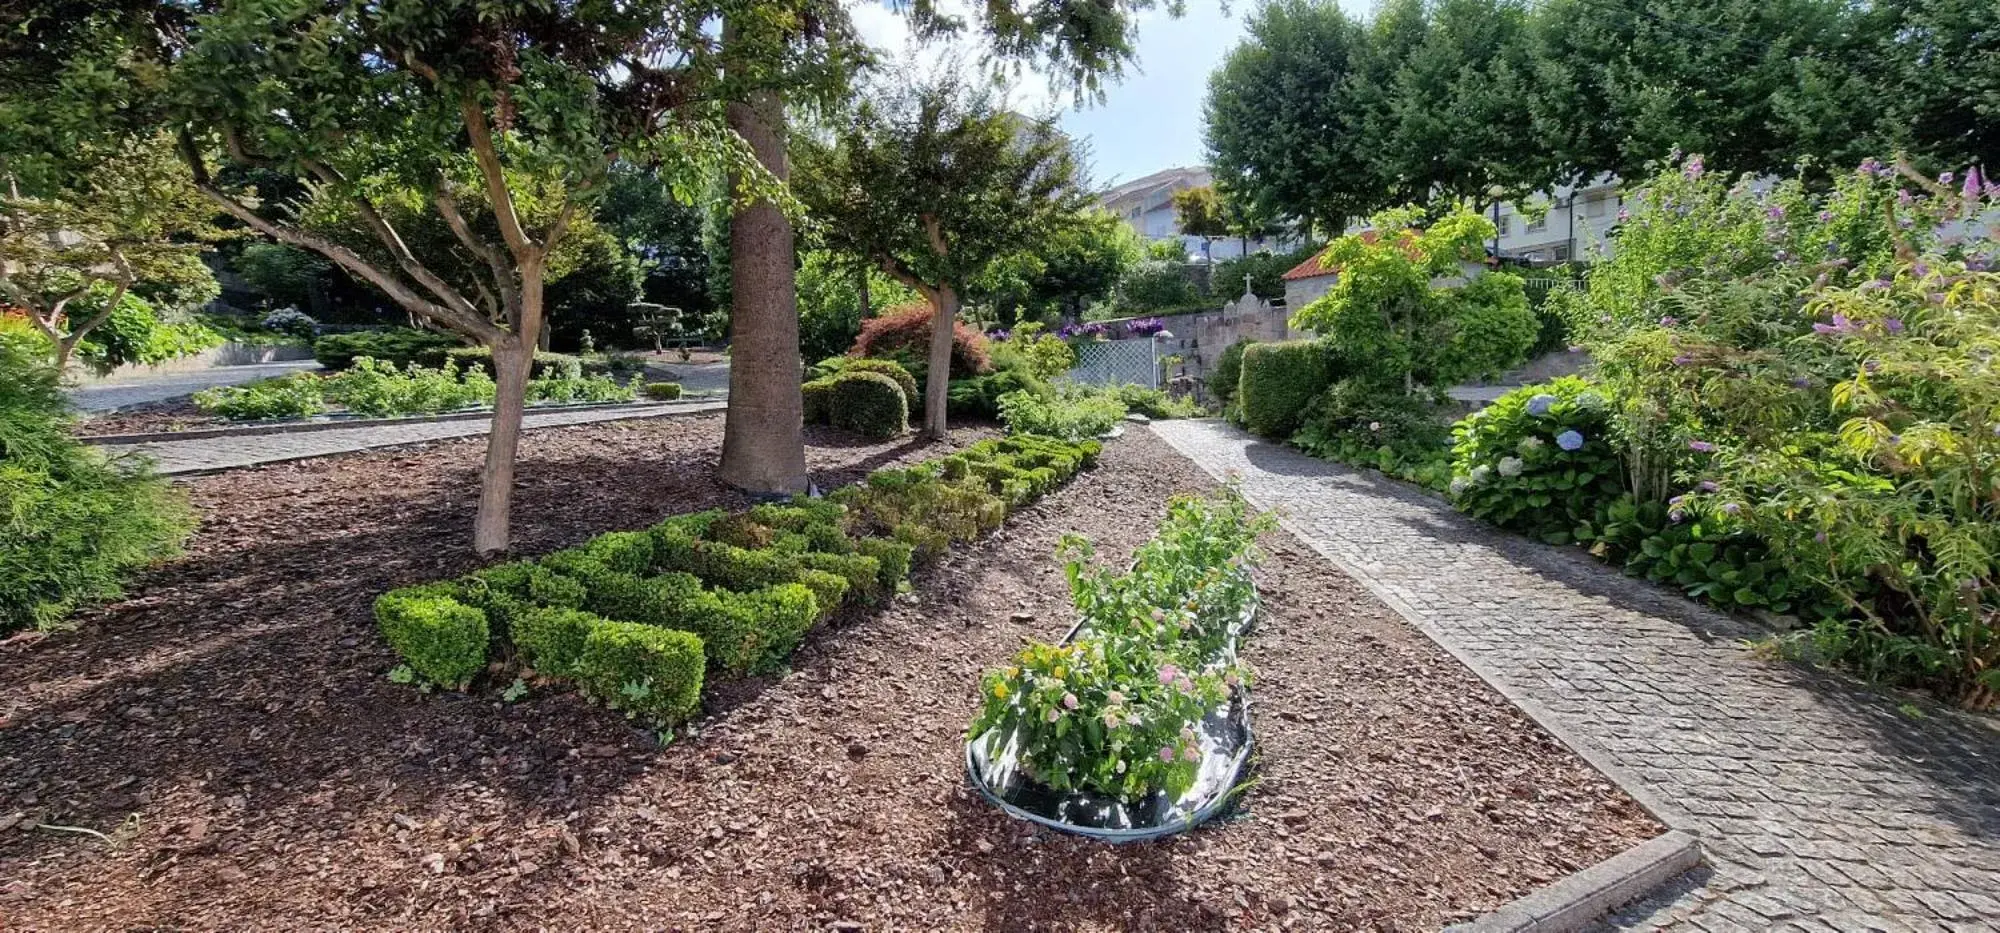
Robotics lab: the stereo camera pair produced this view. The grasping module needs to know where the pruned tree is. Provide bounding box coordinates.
[797,75,1091,437]
[0,135,225,371]
[5,0,855,555]
[1171,184,1228,266]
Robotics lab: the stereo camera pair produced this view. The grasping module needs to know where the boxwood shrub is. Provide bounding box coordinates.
[828,371,908,439]
[643,382,684,401]
[575,620,706,725]
[1238,339,1331,439]
[512,607,598,678]
[802,377,837,424]
[374,586,489,689]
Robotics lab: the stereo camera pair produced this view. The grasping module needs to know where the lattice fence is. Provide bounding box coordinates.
[1066,336,1159,389]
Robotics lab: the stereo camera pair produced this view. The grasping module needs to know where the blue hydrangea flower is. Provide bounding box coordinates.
[1525,394,1558,416]
[1556,430,1584,451]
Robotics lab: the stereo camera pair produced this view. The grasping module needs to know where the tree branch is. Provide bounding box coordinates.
[459,95,535,262]
[434,180,521,324]
[300,158,485,322]
[877,256,939,305]
[62,249,134,351]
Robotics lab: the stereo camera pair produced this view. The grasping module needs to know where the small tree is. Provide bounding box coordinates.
[0,135,225,371]
[797,75,1091,437]
[1171,184,1229,266]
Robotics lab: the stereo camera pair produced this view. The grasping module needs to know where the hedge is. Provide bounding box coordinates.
[829,370,908,439]
[643,382,684,401]
[373,434,1102,725]
[312,329,460,371]
[432,345,584,381]
[802,377,837,424]
[1238,339,1331,439]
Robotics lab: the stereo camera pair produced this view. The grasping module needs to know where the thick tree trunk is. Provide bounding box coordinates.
[923,287,958,438]
[717,88,808,495]
[474,338,532,555]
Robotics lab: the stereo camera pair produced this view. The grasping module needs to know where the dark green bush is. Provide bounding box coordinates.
[820,358,920,416]
[457,561,586,639]
[947,369,1047,420]
[1,332,195,632]
[1209,339,1253,404]
[312,329,460,371]
[435,345,584,380]
[801,377,837,424]
[643,382,684,401]
[1449,377,1625,544]
[829,371,908,439]
[1293,379,1455,491]
[375,586,490,688]
[512,607,598,678]
[1238,340,1331,438]
[575,619,706,725]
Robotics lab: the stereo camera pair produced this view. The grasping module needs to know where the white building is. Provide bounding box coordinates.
[1484,173,1625,265]
[1097,166,1290,261]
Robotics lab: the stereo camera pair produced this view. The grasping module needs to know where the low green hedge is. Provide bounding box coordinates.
[829,371,908,439]
[643,382,684,401]
[1239,340,1331,439]
[313,329,460,371]
[373,434,1101,725]
[947,369,1046,420]
[433,345,585,380]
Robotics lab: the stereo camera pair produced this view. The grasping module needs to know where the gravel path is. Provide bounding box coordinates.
[107,402,726,474]
[67,361,323,412]
[1151,419,2000,931]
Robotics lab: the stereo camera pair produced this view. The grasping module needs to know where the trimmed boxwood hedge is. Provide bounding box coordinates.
[374,434,1101,725]
[1238,339,1331,439]
[829,370,908,439]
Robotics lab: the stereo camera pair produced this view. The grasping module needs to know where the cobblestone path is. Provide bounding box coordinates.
[1150,420,2000,932]
[103,401,726,475]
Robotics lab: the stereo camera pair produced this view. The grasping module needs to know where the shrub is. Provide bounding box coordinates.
[575,620,706,725]
[832,358,919,416]
[1,333,195,631]
[436,345,584,380]
[855,537,914,591]
[1450,377,1625,543]
[801,377,837,424]
[526,372,636,404]
[1237,340,1330,438]
[312,329,459,371]
[193,374,328,420]
[324,358,496,416]
[997,384,1126,440]
[582,530,656,575]
[828,371,908,439]
[511,607,598,678]
[375,587,490,688]
[1208,338,1253,404]
[458,561,586,639]
[643,382,684,401]
[947,369,1047,420]
[1294,380,1454,491]
[850,302,992,378]
[71,287,224,371]
[1112,259,1200,315]
[259,307,320,339]
[1111,384,1199,419]
[988,325,1077,381]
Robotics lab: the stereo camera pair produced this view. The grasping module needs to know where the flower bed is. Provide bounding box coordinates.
[193,356,642,422]
[967,487,1276,838]
[373,433,1102,726]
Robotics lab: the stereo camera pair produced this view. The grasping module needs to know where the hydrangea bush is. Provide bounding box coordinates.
[1450,377,1623,543]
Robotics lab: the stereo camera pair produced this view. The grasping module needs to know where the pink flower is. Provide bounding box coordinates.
[1157,664,1179,685]
[1182,745,1201,762]
[1045,707,1060,723]
[1106,690,1126,706]
[1062,692,1079,710]
[1150,608,1166,622]
[1158,746,1176,763]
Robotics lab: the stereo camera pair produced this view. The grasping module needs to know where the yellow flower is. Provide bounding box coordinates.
[992,682,1010,700]
[1054,666,1068,679]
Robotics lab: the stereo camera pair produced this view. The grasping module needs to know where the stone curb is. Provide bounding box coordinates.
[148,400,728,477]
[1445,831,1703,933]
[1148,421,1708,927]
[82,397,723,446]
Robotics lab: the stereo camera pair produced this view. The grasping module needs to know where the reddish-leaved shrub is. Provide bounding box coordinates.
[849,302,992,378]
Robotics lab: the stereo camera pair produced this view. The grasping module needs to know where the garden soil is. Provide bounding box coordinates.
[0,417,1659,930]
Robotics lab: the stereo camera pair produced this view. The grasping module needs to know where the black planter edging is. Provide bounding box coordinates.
[965,575,1261,842]
[82,397,722,446]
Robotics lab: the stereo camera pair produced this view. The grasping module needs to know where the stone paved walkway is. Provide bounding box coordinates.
[68,361,323,412]
[103,402,726,475]
[1150,420,2000,932]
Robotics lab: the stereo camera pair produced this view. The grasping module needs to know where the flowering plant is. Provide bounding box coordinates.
[1124,317,1166,337]
[1450,376,1625,544]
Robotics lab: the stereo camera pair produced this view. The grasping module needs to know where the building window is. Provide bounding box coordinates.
[1496,215,1512,236]
[1553,244,1572,261]
[1525,215,1547,234]
[1585,195,1608,218]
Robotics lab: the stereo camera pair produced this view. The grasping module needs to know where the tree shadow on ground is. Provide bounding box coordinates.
[1236,437,2000,847]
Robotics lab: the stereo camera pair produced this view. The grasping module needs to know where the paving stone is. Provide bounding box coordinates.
[1150,420,2000,931]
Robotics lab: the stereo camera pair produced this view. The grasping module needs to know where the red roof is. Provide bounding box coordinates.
[1280,248,1339,281]
[1281,229,1440,281]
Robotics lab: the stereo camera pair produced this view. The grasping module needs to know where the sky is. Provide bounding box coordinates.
[848,1,1376,189]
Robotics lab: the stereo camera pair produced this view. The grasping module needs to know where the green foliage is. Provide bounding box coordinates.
[970,489,1272,800]
[0,331,195,632]
[374,587,490,689]
[947,369,1049,421]
[801,377,837,424]
[642,382,684,401]
[1237,340,1331,438]
[312,330,460,372]
[234,243,333,312]
[1111,261,1201,316]
[1208,339,1254,404]
[1450,378,1625,542]
[828,371,909,439]
[1294,380,1454,490]
[797,251,922,362]
[1291,209,1536,392]
[511,607,598,679]
[971,209,1141,325]
[575,620,706,726]
[438,346,585,381]
[193,374,328,421]
[997,384,1127,440]
[527,372,638,405]
[821,358,919,416]
[70,287,224,371]
[1215,245,1322,303]
[987,325,1077,382]
[326,358,497,416]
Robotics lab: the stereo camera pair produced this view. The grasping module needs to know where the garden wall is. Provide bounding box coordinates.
[71,341,315,383]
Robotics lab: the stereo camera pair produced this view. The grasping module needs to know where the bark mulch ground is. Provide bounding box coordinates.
[72,397,229,436]
[0,420,1660,931]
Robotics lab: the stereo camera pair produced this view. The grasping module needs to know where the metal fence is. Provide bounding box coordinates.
[1066,336,1160,389]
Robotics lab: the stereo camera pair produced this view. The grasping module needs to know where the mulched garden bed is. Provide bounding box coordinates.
[72,397,230,436]
[0,419,1660,930]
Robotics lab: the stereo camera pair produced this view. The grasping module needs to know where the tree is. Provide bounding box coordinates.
[969,207,1141,326]
[1204,0,1381,234]
[23,0,852,555]
[1367,0,1548,203]
[1865,0,1999,172]
[0,135,225,371]
[1172,185,1228,266]
[797,75,1091,437]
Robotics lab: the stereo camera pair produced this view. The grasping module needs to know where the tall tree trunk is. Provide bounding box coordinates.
[472,264,545,556]
[856,266,871,321]
[717,86,808,494]
[922,286,958,438]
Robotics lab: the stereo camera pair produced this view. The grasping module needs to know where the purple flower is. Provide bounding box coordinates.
[1859,158,1885,178]
[1792,376,1812,388]
[1721,503,1742,516]
[1817,210,1834,223]
[1683,156,1705,180]
[1766,204,1786,220]
[1526,393,1558,416]
[1963,168,1985,202]
[1898,189,1914,206]
[1617,208,1630,221]
[1556,430,1585,451]
[1669,495,1686,507]
[1883,318,1905,334]
[1673,354,1695,366]
[1888,433,1901,444]
[1865,360,1881,373]
[1126,317,1166,337]
[1158,746,1176,763]
[1156,664,1179,685]
[1940,171,1956,185]
[1813,313,1859,335]
[1669,509,1686,523]
[1815,531,1829,544]
[1689,440,1716,453]
[1699,480,1719,492]
[1659,315,1680,327]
